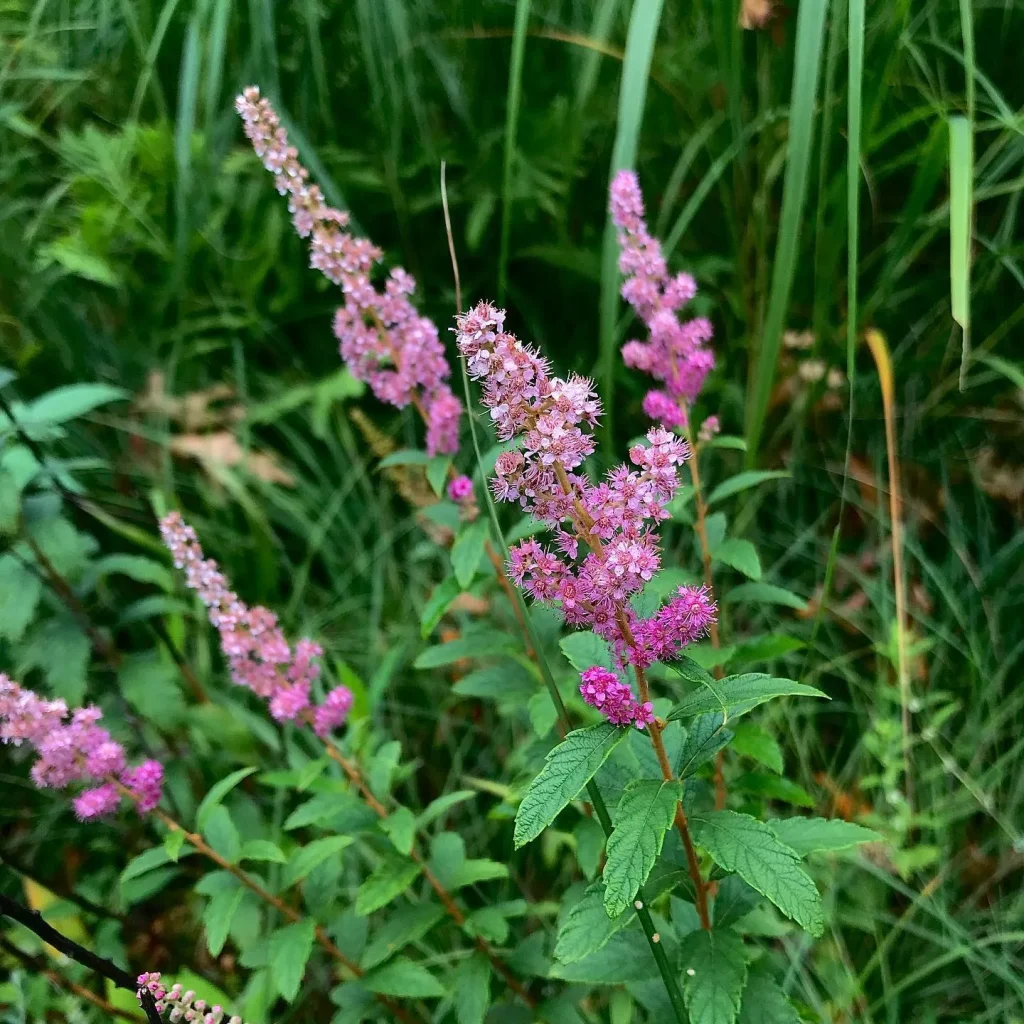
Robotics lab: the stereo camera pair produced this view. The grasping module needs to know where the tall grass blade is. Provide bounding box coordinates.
[497,0,531,306]
[744,0,830,463]
[174,17,201,291]
[203,0,233,141]
[950,116,973,389]
[574,0,622,114]
[599,0,665,448]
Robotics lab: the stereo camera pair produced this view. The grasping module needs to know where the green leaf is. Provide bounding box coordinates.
[713,876,762,930]
[269,919,316,1002]
[295,758,328,792]
[690,811,824,935]
[283,836,353,888]
[573,815,606,882]
[550,923,665,984]
[730,724,784,775]
[559,631,615,672]
[164,830,188,863]
[121,845,193,884]
[0,469,20,534]
[119,653,187,726]
[18,615,90,705]
[738,964,800,1024]
[527,690,558,737]
[204,886,244,957]
[378,449,431,468]
[355,856,422,916]
[420,577,462,638]
[429,832,508,890]
[380,807,417,856]
[203,805,242,864]
[679,928,748,1024]
[731,634,805,668]
[427,456,452,497]
[414,629,516,668]
[703,435,747,452]
[417,790,476,829]
[284,792,368,830]
[668,675,828,722]
[368,740,401,799]
[712,539,762,580]
[602,780,681,917]
[678,713,732,778]
[463,906,509,944]
[724,583,808,612]
[361,904,446,971]
[452,661,536,707]
[707,471,790,507]
[364,958,446,998]
[85,554,173,591]
[767,817,881,858]
[25,383,128,426]
[735,773,814,808]
[453,951,491,1024]
[451,519,488,588]
[28,517,97,581]
[553,885,631,964]
[514,724,630,848]
[196,767,258,831]
[239,840,287,864]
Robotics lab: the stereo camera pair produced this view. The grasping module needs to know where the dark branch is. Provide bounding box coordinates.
[0,891,162,1024]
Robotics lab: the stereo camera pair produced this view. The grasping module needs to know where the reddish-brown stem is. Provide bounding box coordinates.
[114,784,421,1024]
[308,722,536,1008]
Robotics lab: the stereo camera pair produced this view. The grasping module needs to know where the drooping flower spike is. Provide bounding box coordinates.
[235,85,461,457]
[137,974,246,1024]
[610,170,716,429]
[455,302,716,727]
[159,512,352,738]
[0,674,163,820]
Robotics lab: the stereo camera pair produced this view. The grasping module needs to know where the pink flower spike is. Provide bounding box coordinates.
[73,784,121,820]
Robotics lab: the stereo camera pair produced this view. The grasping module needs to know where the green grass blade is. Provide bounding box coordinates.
[174,17,201,291]
[599,0,665,448]
[203,0,233,141]
[845,0,864,491]
[574,0,622,114]
[497,0,531,306]
[744,0,831,464]
[953,0,975,390]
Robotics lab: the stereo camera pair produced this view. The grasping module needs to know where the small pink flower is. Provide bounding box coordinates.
[447,475,474,503]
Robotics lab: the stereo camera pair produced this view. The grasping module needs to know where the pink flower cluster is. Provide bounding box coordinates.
[579,667,654,729]
[137,974,245,1024]
[0,674,163,820]
[159,513,352,738]
[455,302,716,683]
[610,170,715,424]
[235,85,461,457]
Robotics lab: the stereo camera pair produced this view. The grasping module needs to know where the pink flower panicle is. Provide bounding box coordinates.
[455,301,714,670]
[610,170,715,425]
[578,666,654,730]
[159,513,353,737]
[235,85,461,456]
[0,674,162,820]
[137,973,245,1024]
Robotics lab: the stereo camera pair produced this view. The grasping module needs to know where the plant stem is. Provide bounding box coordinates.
[0,891,162,1024]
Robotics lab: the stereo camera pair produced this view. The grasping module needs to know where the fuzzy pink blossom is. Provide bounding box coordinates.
[137,973,245,1024]
[611,170,715,424]
[0,675,162,819]
[236,85,461,456]
[578,667,651,729]
[313,686,354,738]
[698,415,721,442]
[447,475,474,503]
[159,512,353,740]
[456,302,712,672]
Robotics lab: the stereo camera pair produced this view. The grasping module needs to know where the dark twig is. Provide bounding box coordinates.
[0,890,161,1024]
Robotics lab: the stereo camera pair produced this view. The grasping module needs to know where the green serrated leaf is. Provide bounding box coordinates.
[295,758,328,792]
[553,886,631,964]
[713,875,762,929]
[380,807,417,856]
[738,963,800,1023]
[735,773,814,807]
[514,724,630,848]
[164,830,188,863]
[603,780,681,917]
[678,713,733,778]
[203,805,242,864]
[196,767,258,831]
[767,817,882,857]
[355,856,422,916]
[204,886,244,957]
[573,815,606,881]
[417,790,476,829]
[679,928,748,1024]
[429,831,508,890]
[451,519,488,588]
[464,906,509,944]
[724,582,808,612]
[420,577,462,638]
[549,923,665,984]
[690,811,824,935]
[668,675,828,722]
[283,836,353,889]
[453,951,491,1024]
[712,538,762,580]
[730,723,784,774]
[368,740,401,799]
[707,470,789,507]
[121,845,193,884]
[239,839,287,864]
[366,958,446,998]
[414,630,516,668]
[25,383,128,426]
[361,904,446,971]
[427,456,451,497]
[560,631,615,672]
[527,690,558,737]
[269,919,316,1001]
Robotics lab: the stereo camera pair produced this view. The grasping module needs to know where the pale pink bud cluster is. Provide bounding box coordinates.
[456,301,711,668]
[235,86,461,456]
[579,667,654,730]
[610,171,715,423]
[698,415,721,442]
[0,675,163,819]
[159,513,352,738]
[137,974,244,1024]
